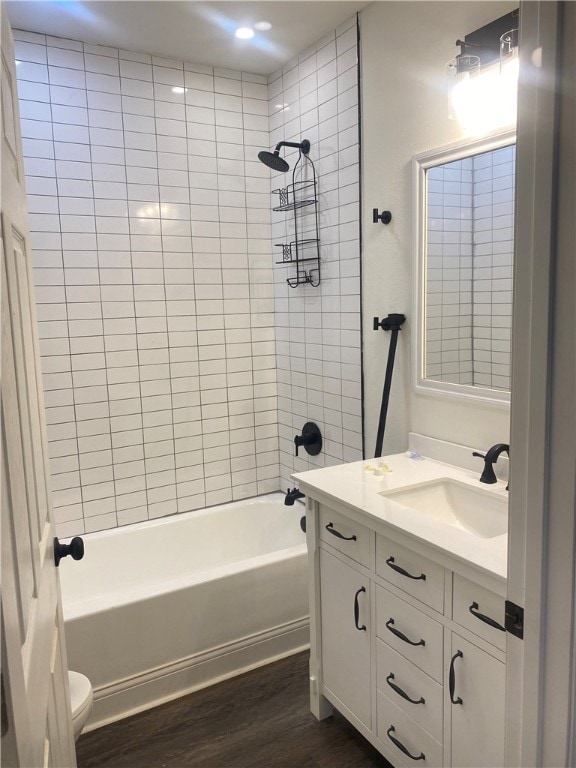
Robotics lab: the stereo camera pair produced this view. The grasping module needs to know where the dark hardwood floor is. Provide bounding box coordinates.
[76,652,392,768]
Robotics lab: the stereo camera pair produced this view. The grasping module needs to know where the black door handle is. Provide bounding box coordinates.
[386,673,425,705]
[54,536,84,567]
[386,726,425,761]
[449,650,463,705]
[385,618,425,646]
[354,587,366,631]
[325,522,356,541]
[386,556,426,580]
[469,602,506,631]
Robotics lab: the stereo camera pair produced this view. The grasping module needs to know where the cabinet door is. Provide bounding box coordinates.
[320,548,371,728]
[449,634,505,768]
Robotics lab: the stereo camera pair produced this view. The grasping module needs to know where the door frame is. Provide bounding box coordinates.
[506,1,576,765]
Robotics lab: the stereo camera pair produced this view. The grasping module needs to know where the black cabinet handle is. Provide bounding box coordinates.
[385,618,425,646]
[386,726,425,761]
[449,650,463,705]
[469,602,506,632]
[325,522,356,541]
[354,587,366,631]
[54,536,84,567]
[386,673,425,705]
[386,556,426,581]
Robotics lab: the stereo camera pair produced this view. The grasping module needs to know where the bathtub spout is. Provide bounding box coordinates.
[285,487,305,506]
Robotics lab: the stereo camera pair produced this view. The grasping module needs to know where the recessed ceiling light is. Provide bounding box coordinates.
[235,27,254,40]
[254,21,272,31]
[171,87,188,94]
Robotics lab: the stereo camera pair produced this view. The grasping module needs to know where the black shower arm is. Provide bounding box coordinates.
[275,141,304,151]
[272,140,311,156]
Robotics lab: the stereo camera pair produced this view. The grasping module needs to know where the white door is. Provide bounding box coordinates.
[1,9,76,767]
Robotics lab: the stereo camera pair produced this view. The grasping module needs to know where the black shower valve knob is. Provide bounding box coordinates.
[294,422,322,458]
[373,208,392,225]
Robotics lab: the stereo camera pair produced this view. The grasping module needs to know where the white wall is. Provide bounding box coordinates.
[360,1,516,456]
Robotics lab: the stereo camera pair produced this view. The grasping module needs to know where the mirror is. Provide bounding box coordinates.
[413,131,515,405]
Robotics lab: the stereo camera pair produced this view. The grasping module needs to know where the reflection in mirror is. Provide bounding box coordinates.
[424,142,515,394]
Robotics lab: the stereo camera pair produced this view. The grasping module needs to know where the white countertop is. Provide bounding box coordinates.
[294,453,508,582]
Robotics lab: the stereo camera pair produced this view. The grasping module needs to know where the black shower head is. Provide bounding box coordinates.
[257,139,310,173]
[258,150,290,173]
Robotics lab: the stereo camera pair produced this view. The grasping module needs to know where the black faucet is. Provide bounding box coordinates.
[473,443,510,487]
[284,487,305,506]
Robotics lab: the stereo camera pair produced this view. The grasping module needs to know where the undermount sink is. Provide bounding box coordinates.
[379,478,508,538]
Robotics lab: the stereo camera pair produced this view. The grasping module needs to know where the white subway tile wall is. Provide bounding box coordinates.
[268,17,363,488]
[472,145,515,391]
[15,29,280,536]
[426,158,474,385]
[15,18,361,535]
[425,145,514,391]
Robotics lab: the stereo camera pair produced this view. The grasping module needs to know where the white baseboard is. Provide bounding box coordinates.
[84,617,310,732]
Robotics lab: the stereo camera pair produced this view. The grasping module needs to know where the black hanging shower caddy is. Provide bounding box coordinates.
[272,153,320,288]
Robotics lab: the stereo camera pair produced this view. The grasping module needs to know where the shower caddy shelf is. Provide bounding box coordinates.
[271,160,321,288]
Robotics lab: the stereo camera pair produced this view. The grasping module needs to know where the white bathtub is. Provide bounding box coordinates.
[59,492,309,730]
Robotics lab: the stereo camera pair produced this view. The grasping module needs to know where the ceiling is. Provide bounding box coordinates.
[6,1,368,75]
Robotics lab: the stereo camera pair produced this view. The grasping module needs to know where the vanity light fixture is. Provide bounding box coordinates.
[254,21,272,31]
[171,87,188,94]
[447,10,519,135]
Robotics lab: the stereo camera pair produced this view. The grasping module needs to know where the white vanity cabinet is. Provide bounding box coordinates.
[306,498,507,768]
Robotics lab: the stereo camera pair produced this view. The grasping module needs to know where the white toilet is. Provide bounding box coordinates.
[68,671,93,741]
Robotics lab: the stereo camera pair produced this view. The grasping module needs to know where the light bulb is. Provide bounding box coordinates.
[235,27,254,40]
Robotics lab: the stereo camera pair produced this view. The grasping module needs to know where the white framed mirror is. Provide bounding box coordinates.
[412,130,516,406]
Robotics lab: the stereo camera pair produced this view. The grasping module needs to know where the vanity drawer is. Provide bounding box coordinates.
[452,575,506,651]
[377,691,443,768]
[377,639,443,742]
[319,506,370,568]
[376,585,444,682]
[376,534,445,613]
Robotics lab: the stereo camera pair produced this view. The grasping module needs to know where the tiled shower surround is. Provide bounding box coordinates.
[14,18,361,536]
[268,17,363,490]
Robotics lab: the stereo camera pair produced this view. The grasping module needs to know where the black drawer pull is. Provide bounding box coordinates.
[387,726,425,761]
[354,587,366,631]
[386,673,425,705]
[325,522,357,541]
[386,556,426,581]
[385,618,425,646]
[469,602,506,632]
[449,650,463,705]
